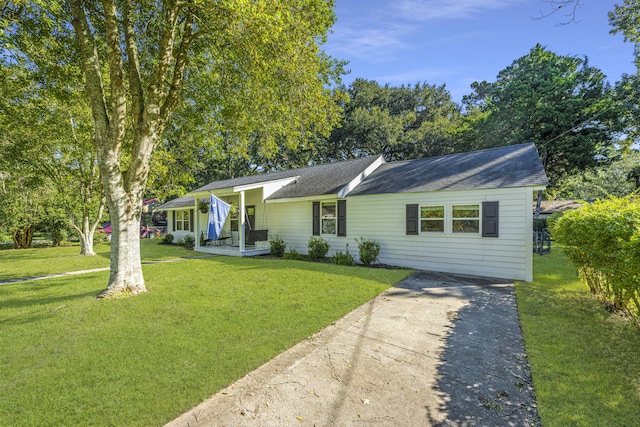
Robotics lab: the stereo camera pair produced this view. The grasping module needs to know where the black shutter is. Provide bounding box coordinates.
[337,200,346,237]
[189,209,194,232]
[406,204,418,235]
[312,202,320,236]
[482,201,499,237]
[172,211,176,231]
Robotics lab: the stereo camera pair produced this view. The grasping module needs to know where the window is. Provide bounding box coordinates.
[452,204,480,233]
[175,210,191,231]
[321,202,336,235]
[420,206,444,232]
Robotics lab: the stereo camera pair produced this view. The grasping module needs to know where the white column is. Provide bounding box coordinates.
[239,190,245,254]
[194,197,200,249]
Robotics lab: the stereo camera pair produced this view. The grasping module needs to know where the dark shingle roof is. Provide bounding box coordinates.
[156,196,207,210]
[191,169,302,193]
[267,156,382,200]
[158,144,547,210]
[187,155,381,199]
[348,143,548,196]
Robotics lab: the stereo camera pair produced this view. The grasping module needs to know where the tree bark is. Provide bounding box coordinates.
[69,0,195,298]
[97,203,145,298]
[12,225,33,249]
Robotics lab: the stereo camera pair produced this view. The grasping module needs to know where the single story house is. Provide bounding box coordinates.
[157,143,548,281]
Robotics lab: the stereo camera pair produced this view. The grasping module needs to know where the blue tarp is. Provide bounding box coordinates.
[207,194,231,241]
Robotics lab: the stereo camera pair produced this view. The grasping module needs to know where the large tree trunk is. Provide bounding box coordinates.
[70,0,193,298]
[97,197,145,298]
[12,225,33,249]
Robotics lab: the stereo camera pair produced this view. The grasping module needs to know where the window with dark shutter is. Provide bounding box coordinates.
[312,202,320,236]
[189,210,194,232]
[406,204,418,235]
[482,201,499,237]
[337,200,346,237]
[172,211,176,231]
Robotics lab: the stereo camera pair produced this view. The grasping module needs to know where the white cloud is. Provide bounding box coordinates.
[395,0,523,21]
[326,21,411,62]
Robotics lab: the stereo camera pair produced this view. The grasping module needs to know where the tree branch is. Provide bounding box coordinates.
[123,0,145,135]
[101,0,127,144]
[160,12,196,126]
[148,2,182,108]
[68,0,110,138]
[535,0,583,25]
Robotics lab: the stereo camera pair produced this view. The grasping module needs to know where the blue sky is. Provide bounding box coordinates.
[323,0,636,103]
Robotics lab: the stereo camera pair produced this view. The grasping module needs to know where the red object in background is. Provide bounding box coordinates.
[98,223,112,235]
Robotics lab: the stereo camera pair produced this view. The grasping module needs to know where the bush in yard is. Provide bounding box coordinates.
[160,233,174,245]
[283,248,305,260]
[550,195,640,325]
[333,249,355,266]
[269,235,287,257]
[94,230,110,245]
[307,236,330,261]
[356,237,380,266]
[179,234,195,250]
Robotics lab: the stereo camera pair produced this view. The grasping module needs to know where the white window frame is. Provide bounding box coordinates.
[321,201,336,235]
[175,210,191,231]
[451,204,480,234]
[420,205,445,233]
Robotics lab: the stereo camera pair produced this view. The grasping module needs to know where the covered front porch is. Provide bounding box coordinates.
[192,184,273,257]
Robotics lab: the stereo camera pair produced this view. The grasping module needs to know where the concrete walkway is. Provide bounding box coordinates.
[166,271,539,426]
[0,255,215,286]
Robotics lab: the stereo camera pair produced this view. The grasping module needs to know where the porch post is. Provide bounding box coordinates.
[194,197,200,249]
[239,190,245,254]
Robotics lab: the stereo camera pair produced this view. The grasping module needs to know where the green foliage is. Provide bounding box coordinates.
[178,235,195,250]
[93,230,110,245]
[460,44,621,184]
[515,248,640,425]
[307,236,330,261]
[556,150,640,200]
[610,0,640,69]
[269,235,287,257]
[550,196,640,324]
[0,255,411,425]
[160,233,174,245]
[333,249,355,266]
[283,248,305,260]
[315,79,461,162]
[356,237,381,266]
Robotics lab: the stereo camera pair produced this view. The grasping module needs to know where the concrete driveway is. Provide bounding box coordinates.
[166,271,539,426]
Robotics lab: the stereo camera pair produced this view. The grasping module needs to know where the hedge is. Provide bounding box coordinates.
[550,196,640,325]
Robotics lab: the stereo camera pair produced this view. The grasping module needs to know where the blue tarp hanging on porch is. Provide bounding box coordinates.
[207,194,231,241]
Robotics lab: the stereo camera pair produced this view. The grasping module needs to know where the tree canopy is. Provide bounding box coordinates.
[315,79,461,162]
[2,0,343,297]
[460,45,622,184]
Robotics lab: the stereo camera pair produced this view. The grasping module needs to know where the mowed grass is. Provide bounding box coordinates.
[515,248,640,426]
[0,240,194,281]
[0,254,411,426]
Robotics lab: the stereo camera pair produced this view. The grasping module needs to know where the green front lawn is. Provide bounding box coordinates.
[0,240,194,281]
[0,254,411,426]
[516,249,640,426]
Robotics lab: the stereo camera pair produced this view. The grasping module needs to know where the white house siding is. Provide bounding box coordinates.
[167,209,195,242]
[267,187,535,282]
